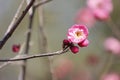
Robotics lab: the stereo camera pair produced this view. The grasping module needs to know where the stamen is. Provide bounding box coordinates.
[75,31,82,37]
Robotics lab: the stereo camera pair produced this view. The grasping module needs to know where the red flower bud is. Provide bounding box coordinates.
[63,39,70,45]
[78,39,89,47]
[63,39,70,49]
[70,46,79,54]
[12,44,20,53]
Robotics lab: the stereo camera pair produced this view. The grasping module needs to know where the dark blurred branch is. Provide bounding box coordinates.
[0,0,35,49]
[0,48,69,62]
[106,18,120,40]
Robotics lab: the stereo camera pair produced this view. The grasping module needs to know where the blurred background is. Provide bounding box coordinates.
[0,0,120,80]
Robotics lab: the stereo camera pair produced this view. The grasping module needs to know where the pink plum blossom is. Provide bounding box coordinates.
[87,0,113,20]
[67,24,89,44]
[101,72,120,80]
[75,8,96,28]
[104,37,120,54]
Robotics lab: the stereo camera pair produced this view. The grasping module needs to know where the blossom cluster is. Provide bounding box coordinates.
[63,24,89,54]
[75,0,113,28]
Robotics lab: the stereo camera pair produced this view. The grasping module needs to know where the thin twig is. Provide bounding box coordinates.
[0,43,25,70]
[37,0,54,79]
[34,0,52,8]
[0,49,69,62]
[0,0,35,49]
[37,2,47,52]
[106,18,120,40]
[19,0,35,80]
[0,62,10,69]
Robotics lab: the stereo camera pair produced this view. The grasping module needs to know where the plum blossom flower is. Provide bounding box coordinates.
[87,0,113,20]
[63,24,89,54]
[104,37,120,54]
[75,8,96,28]
[101,72,120,80]
[67,24,89,44]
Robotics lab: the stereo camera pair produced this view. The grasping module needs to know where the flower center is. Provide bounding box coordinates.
[75,31,82,37]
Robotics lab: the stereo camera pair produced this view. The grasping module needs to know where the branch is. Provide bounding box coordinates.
[0,0,35,49]
[0,43,25,70]
[0,49,69,62]
[5,0,25,36]
[19,0,35,80]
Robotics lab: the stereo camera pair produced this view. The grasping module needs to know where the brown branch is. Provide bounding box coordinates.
[5,0,25,36]
[0,0,35,49]
[0,49,69,62]
[19,0,36,80]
